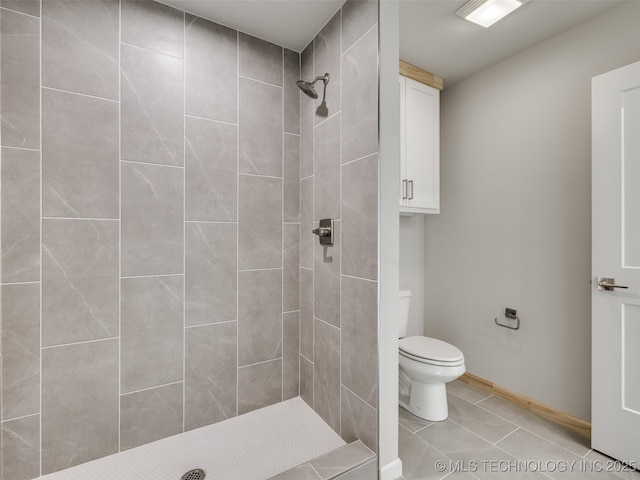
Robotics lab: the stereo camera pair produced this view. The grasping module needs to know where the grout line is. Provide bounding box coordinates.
[341,151,378,168]
[311,37,315,411]
[315,316,340,332]
[301,174,313,182]
[185,320,237,330]
[184,113,237,127]
[342,385,376,413]
[341,273,377,283]
[238,172,283,180]
[42,336,119,351]
[120,41,183,60]
[235,28,240,419]
[281,45,285,403]
[313,109,340,129]
[118,0,122,453]
[0,280,40,286]
[41,85,118,104]
[582,448,593,459]
[283,132,301,137]
[1,412,40,424]
[0,145,40,152]
[121,159,184,169]
[182,8,187,435]
[300,353,313,365]
[38,0,43,474]
[341,23,377,57]
[493,426,521,445]
[0,5,40,20]
[238,357,283,369]
[337,5,343,432]
[238,75,283,90]
[283,309,301,315]
[42,216,118,221]
[237,267,282,273]
[121,380,184,397]
[120,273,183,280]
[185,220,236,225]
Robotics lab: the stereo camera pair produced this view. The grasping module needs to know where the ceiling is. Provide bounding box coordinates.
[160,0,623,85]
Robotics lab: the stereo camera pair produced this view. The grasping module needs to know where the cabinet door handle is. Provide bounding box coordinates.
[402,179,408,199]
[408,180,414,200]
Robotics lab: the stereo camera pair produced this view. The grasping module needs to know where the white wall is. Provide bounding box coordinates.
[400,215,424,337]
[410,1,640,421]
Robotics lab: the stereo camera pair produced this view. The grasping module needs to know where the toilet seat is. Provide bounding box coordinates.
[399,336,465,367]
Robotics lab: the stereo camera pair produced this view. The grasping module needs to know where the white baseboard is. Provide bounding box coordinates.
[380,458,403,480]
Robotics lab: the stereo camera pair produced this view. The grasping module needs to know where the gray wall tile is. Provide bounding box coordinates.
[341,26,378,164]
[283,311,300,400]
[238,175,282,269]
[300,355,313,408]
[1,148,40,283]
[314,221,340,327]
[42,339,119,474]
[1,0,40,17]
[284,134,301,222]
[310,440,375,479]
[185,322,237,430]
[42,88,119,219]
[314,114,341,221]
[238,269,282,366]
[284,49,300,135]
[314,319,340,433]
[121,275,184,393]
[121,44,184,166]
[341,0,378,53]
[300,44,314,179]
[42,0,119,99]
[300,267,313,361]
[300,177,313,269]
[283,223,300,313]
[335,458,377,480]
[186,222,237,327]
[2,283,40,420]
[239,78,283,176]
[120,382,183,450]
[185,116,237,221]
[239,33,283,86]
[1,9,39,149]
[341,276,378,408]
[342,155,378,281]
[122,162,184,276]
[185,15,237,123]
[122,0,184,58]
[268,463,321,480]
[42,219,119,347]
[238,359,282,415]
[341,386,377,453]
[2,414,40,480]
[314,12,341,124]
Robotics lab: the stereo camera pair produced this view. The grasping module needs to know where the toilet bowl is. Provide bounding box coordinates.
[397,291,465,421]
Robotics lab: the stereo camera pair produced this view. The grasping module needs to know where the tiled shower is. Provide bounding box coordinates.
[0,0,379,478]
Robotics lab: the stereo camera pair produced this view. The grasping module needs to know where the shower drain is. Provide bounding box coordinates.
[181,469,206,480]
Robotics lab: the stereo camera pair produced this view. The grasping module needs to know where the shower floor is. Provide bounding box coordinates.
[39,397,345,480]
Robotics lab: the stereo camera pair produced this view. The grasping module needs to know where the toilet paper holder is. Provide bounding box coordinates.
[495,308,520,330]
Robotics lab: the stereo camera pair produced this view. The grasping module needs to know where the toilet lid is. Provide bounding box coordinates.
[399,336,464,364]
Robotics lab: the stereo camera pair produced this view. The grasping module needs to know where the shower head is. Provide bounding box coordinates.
[296,73,330,99]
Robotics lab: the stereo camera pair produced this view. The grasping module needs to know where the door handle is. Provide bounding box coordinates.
[402,179,408,200]
[408,180,414,200]
[597,277,629,291]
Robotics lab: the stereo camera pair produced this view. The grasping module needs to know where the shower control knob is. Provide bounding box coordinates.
[312,227,331,237]
[312,219,334,246]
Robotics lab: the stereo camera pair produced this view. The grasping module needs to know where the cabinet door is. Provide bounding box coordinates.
[405,77,440,213]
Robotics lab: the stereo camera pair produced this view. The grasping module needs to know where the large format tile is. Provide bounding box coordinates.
[1,9,39,149]
[283,224,300,313]
[341,275,378,408]
[283,311,300,400]
[300,43,314,179]
[314,220,340,327]
[314,113,341,221]
[398,426,450,480]
[300,176,314,269]
[341,26,378,164]
[186,222,237,327]
[42,219,119,347]
[476,395,591,457]
[185,322,237,430]
[300,355,313,408]
[1,0,40,17]
[2,283,40,420]
[284,134,301,222]
[42,88,119,219]
[1,148,40,283]
[121,0,184,58]
[238,175,282,269]
[238,359,282,415]
[121,44,184,167]
[284,49,300,135]
[447,393,518,444]
[42,0,119,99]
[342,154,378,280]
[341,0,378,53]
[185,15,237,123]
[337,458,378,480]
[313,319,340,433]
[120,382,183,451]
[121,162,184,276]
[310,441,375,479]
[2,414,40,480]
[42,339,119,474]
[300,267,314,360]
[399,406,433,433]
[268,463,321,480]
[239,33,282,86]
[341,386,378,453]
[121,275,184,393]
[448,380,492,405]
[185,116,237,222]
[314,12,341,123]
[238,269,282,366]
[239,77,283,176]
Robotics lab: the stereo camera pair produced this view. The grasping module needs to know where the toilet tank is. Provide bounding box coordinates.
[398,290,412,338]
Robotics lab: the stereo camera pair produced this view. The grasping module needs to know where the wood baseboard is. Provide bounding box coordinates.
[459,372,591,439]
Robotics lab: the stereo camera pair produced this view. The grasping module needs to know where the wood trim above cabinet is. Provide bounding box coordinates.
[399,60,444,90]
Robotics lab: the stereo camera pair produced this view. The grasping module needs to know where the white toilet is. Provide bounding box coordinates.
[398,290,465,421]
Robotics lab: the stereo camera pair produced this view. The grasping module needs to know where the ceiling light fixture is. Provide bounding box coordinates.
[456,0,523,28]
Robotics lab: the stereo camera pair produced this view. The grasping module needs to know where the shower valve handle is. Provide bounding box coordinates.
[312,227,331,237]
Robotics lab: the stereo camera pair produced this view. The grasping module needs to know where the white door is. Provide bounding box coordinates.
[592,59,640,466]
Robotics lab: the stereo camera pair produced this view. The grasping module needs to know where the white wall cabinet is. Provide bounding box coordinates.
[399,75,440,214]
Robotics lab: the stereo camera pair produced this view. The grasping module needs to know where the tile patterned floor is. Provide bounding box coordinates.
[398,380,640,480]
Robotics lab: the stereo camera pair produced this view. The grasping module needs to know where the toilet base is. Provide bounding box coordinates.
[399,381,449,422]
